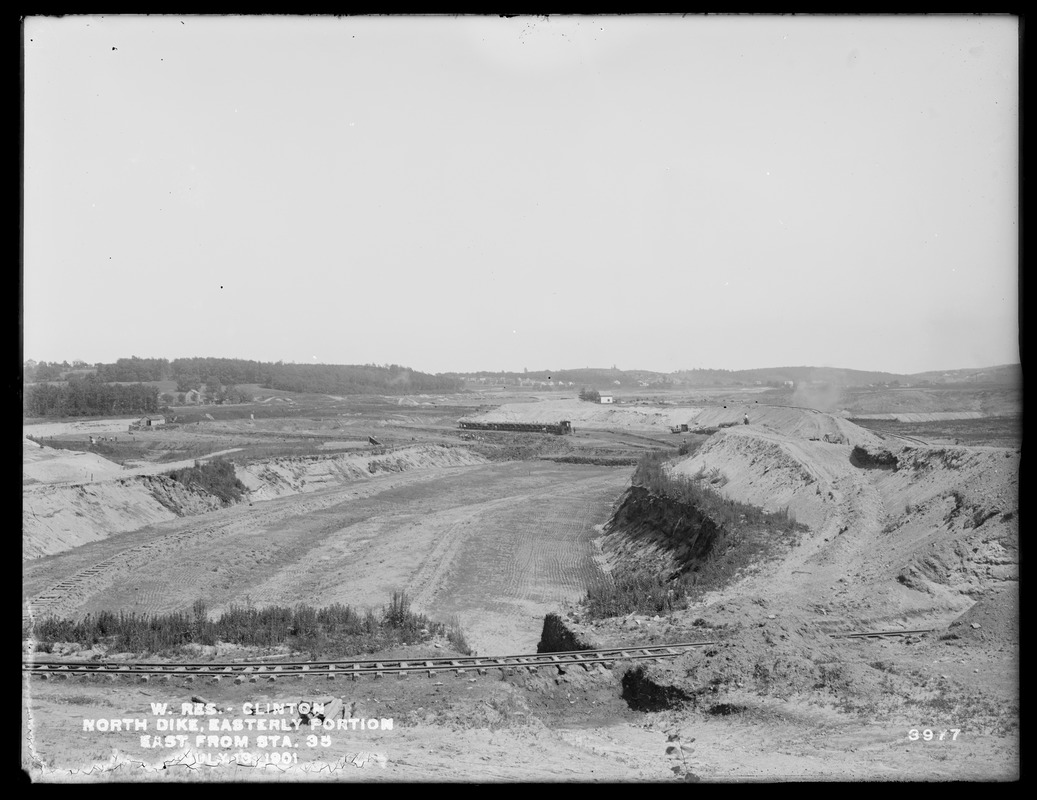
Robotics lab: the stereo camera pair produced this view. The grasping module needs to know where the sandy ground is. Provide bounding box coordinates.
[24,460,627,657]
[23,436,242,485]
[849,412,987,422]
[471,399,888,446]
[22,648,1017,782]
[668,426,1018,627]
[22,402,1019,782]
[24,419,142,438]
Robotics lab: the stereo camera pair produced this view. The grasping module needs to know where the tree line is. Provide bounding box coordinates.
[25,356,462,395]
[23,376,159,417]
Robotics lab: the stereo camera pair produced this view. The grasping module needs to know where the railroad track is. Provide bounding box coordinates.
[22,629,936,678]
[827,627,935,640]
[22,642,712,678]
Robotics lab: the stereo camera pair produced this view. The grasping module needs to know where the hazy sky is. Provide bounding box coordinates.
[23,15,1019,375]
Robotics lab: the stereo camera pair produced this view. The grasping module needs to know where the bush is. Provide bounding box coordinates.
[585,568,685,618]
[165,457,246,505]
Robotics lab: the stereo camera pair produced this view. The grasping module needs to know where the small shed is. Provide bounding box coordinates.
[129,415,165,432]
[599,394,614,404]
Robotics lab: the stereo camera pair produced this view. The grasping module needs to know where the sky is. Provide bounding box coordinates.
[22,15,1019,376]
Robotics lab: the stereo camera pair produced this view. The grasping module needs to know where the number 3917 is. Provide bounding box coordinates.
[909,729,960,741]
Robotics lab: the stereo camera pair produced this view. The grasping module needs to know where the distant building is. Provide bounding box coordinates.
[599,394,614,404]
[184,389,202,404]
[129,415,165,432]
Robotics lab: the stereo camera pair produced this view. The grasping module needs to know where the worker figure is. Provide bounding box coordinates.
[743,413,750,425]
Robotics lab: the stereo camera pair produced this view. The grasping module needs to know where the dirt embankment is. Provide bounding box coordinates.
[234,445,488,500]
[537,612,597,653]
[669,428,840,532]
[868,445,1019,599]
[531,415,1019,740]
[23,445,489,561]
[23,477,224,560]
[596,487,725,581]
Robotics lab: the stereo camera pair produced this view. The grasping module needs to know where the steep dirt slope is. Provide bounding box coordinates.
[234,445,487,500]
[23,437,126,484]
[23,445,489,561]
[23,477,224,560]
[535,413,1018,775]
[667,425,1019,627]
[22,436,242,485]
[691,405,886,446]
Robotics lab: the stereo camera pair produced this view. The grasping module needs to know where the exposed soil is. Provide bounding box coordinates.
[24,459,625,657]
[22,393,1020,782]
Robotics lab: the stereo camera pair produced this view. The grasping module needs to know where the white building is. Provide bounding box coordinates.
[599,394,614,404]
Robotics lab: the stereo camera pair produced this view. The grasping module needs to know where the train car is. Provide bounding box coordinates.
[458,420,572,435]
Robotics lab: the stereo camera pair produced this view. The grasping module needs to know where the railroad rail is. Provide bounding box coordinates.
[827,628,935,639]
[22,629,936,678]
[21,642,713,678]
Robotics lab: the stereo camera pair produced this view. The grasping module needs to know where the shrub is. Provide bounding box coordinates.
[585,569,685,618]
[165,457,246,505]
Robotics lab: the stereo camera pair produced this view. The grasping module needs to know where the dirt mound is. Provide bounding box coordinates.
[668,429,836,530]
[235,445,487,500]
[942,585,1019,647]
[22,438,126,484]
[469,400,888,445]
[549,598,893,718]
[852,411,987,422]
[672,598,868,704]
[23,445,489,560]
[23,476,226,560]
[876,445,1018,518]
[691,406,884,447]
[469,399,703,432]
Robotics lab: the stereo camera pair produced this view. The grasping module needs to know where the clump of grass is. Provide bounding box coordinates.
[585,569,685,619]
[446,615,474,655]
[31,593,472,659]
[632,450,802,531]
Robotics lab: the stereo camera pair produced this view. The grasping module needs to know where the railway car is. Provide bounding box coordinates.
[457,420,573,435]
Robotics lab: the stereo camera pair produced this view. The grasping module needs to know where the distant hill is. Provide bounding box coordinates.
[450,364,1022,390]
[24,357,463,396]
[444,368,672,388]
[907,364,1022,387]
[27,358,1020,393]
